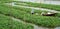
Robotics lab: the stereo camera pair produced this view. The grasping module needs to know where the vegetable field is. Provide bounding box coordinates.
[0,0,60,29]
[15,1,60,11]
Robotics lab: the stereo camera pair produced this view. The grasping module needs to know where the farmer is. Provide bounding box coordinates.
[31,8,34,14]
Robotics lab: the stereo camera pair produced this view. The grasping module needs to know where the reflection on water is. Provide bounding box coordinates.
[14,0,60,5]
[55,27,60,29]
[41,1,60,5]
[34,25,60,29]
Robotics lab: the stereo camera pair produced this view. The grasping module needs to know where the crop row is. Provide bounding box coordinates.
[0,0,14,3]
[0,14,33,29]
[0,4,60,27]
[15,1,60,11]
[13,6,60,17]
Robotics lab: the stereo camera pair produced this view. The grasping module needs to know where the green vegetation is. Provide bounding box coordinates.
[0,14,33,29]
[15,1,60,11]
[0,14,12,29]
[0,0,13,3]
[0,4,60,28]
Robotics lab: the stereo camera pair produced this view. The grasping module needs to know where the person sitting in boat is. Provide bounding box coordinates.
[31,8,34,14]
[41,12,56,16]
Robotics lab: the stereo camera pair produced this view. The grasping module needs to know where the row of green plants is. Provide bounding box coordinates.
[0,0,14,3]
[15,1,60,11]
[13,6,60,17]
[0,4,60,28]
[15,2,28,6]
[0,14,33,29]
[13,2,60,17]
[0,14,12,29]
[0,0,12,1]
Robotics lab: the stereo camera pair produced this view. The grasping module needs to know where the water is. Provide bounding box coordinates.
[12,17,60,29]
[5,2,60,13]
[41,1,60,5]
[11,16,60,29]
[34,25,60,29]
[55,27,60,29]
[14,0,60,5]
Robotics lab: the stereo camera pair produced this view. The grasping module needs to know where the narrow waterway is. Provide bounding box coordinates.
[14,0,60,5]
[12,17,60,29]
[34,25,60,29]
[5,2,60,13]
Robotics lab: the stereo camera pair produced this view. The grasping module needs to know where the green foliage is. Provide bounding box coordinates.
[15,2,60,11]
[0,14,11,29]
[0,0,13,2]
[0,14,33,29]
[0,4,60,28]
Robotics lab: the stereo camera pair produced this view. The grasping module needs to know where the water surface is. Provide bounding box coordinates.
[14,0,60,5]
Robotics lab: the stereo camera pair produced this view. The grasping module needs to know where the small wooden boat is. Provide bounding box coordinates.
[41,12,56,16]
